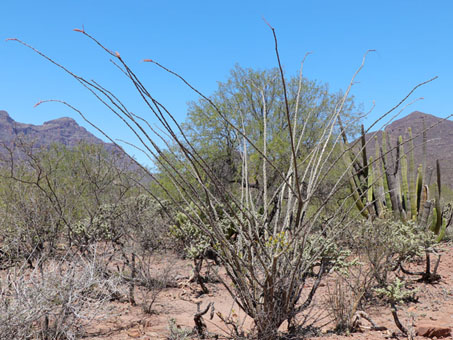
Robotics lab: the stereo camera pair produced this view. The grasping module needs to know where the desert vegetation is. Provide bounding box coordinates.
[2,25,453,340]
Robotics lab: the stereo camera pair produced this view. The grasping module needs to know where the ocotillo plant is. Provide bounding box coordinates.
[344,124,451,240]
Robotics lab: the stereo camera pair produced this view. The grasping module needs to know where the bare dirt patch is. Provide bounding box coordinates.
[76,243,453,340]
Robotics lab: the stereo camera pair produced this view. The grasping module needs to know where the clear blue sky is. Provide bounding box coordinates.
[1,1,452,165]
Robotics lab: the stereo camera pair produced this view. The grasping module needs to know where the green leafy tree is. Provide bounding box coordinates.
[183,65,360,193]
[154,65,361,214]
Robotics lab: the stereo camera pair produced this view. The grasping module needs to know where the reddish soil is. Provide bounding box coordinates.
[84,243,453,340]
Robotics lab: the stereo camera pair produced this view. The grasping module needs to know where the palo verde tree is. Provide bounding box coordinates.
[179,64,361,201]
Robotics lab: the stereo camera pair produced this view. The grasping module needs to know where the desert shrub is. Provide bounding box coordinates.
[98,194,173,305]
[166,318,193,340]
[374,277,416,304]
[0,142,154,268]
[137,261,175,314]
[0,253,123,340]
[326,275,360,334]
[0,141,175,328]
[72,194,168,252]
[352,219,435,288]
[119,194,170,252]
[169,203,236,260]
[374,277,418,335]
[0,171,57,268]
[327,219,434,334]
[334,219,433,317]
[169,203,233,293]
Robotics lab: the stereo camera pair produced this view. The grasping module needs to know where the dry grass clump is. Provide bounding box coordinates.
[0,253,123,340]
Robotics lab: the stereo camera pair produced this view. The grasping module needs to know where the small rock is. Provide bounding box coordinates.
[94,324,111,333]
[175,274,188,280]
[416,324,451,338]
[145,332,160,337]
[127,328,142,338]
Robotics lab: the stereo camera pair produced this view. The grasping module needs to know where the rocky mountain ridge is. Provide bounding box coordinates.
[0,110,117,152]
[0,109,451,188]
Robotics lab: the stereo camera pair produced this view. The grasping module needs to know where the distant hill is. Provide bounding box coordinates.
[363,111,453,189]
[0,110,118,152]
[1,109,451,188]
[0,109,151,177]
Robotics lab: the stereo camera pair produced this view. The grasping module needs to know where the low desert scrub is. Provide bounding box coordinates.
[216,305,248,340]
[350,218,435,289]
[326,274,367,333]
[327,217,436,335]
[166,318,193,340]
[135,258,175,314]
[0,253,123,340]
[0,142,154,269]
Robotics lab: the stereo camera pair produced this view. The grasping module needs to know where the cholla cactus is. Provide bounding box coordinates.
[169,203,236,260]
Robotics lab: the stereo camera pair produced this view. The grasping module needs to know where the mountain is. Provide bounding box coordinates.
[1,110,451,188]
[363,111,453,189]
[0,110,118,152]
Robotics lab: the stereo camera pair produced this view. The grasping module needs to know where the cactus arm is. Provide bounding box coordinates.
[381,146,400,219]
[408,127,417,219]
[432,160,442,234]
[340,142,369,218]
[420,185,429,209]
[402,158,410,218]
[432,200,442,234]
[381,132,393,210]
[436,159,441,199]
[423,118,427,178]
[367,156,378,217]
[425,166,434,187]
[367,156,374,204]
[349,173,368,219]
[394,136,402,215]
[384,132,402,218]
[416,164,424,214]
[436,219,447,242]
[430,207,437,232]
[437,204,453,242]
[373,138,385,217]
[352,178,369,218]
[420,200,434,229]
[361,125,368,179]
[400,136,410,218]
[394,135,400,177]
